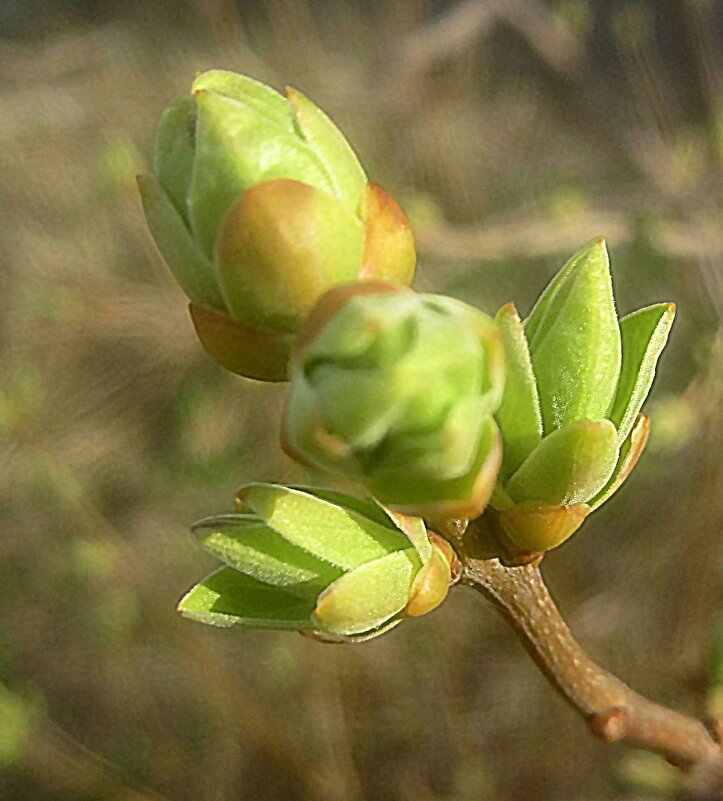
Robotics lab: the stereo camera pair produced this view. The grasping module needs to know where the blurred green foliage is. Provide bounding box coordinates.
[1,1,721,800]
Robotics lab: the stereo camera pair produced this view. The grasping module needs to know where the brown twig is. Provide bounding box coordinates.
[460,554,722,774]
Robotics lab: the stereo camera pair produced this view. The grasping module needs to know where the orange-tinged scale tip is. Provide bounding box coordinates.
[279,400,312,466]
[611,413,650,492]
[403,545,452,618]
[497,301,519,318]
[361,183,416,285]
[427,531,458,574]
[498,501,591,552]
[189,303,292,381]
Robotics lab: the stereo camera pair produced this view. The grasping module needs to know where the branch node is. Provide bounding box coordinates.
[589,706,628,742]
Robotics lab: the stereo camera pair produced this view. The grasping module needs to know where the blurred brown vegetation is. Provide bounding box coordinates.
[1,1,722,799]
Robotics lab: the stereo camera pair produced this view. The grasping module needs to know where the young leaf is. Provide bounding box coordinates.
[287,486,397,529]
[286,86,367,216]
[312,549,419,636]
[137,175,225,310]
[192,70,294,132]
[506,419,619,505]
[608,303,675,444]
[177,568,316,629]
[524,240,595,343]
[237,484,412,570]
[189,90,332,256]
[288,487,433,563]
[152,95,196,224]
[494,303,543,480]
[525,239,621,433]
[192,514,342,595]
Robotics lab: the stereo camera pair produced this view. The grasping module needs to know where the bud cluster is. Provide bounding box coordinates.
[139,72,675,640]
[177,484,457,641]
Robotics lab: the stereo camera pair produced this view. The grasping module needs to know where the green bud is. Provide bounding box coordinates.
[282,283,505,520]
[177,484,455,641]
[139,71,416,381]
[491,239,674,555]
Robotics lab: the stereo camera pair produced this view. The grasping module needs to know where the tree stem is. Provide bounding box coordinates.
[461,556,721,770]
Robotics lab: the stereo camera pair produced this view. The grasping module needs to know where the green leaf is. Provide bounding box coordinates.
[237,484,413,570]
[153,95,196,224]
[287,487,433,563]
[525,238,621,433]
[287,486,399,530]
[608,303,675,444]
[312,549,419,636]
[494,303,543,481]
[189,90,332,256]
[177,568,316,629]
[192,70,294,132]
[192,514,342,596]
[137,175,225,309]
[286,87,366,216]
[506,418,619,505]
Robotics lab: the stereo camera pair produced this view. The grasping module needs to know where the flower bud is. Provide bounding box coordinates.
[138,71,416,381]
[177,484,455,641]
[490,238,675,555]
[282,283,505,520]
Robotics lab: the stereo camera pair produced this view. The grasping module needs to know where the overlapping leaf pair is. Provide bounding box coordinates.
[490,238,675,555]
[177,484,456,640]
[138,70,415,381]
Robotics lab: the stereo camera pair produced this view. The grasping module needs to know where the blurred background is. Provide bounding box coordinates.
[2,1,722,799]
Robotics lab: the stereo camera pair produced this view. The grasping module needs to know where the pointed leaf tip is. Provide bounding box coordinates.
[525,239,621,433]
[285,85,367,216]
[177,568,316,630]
